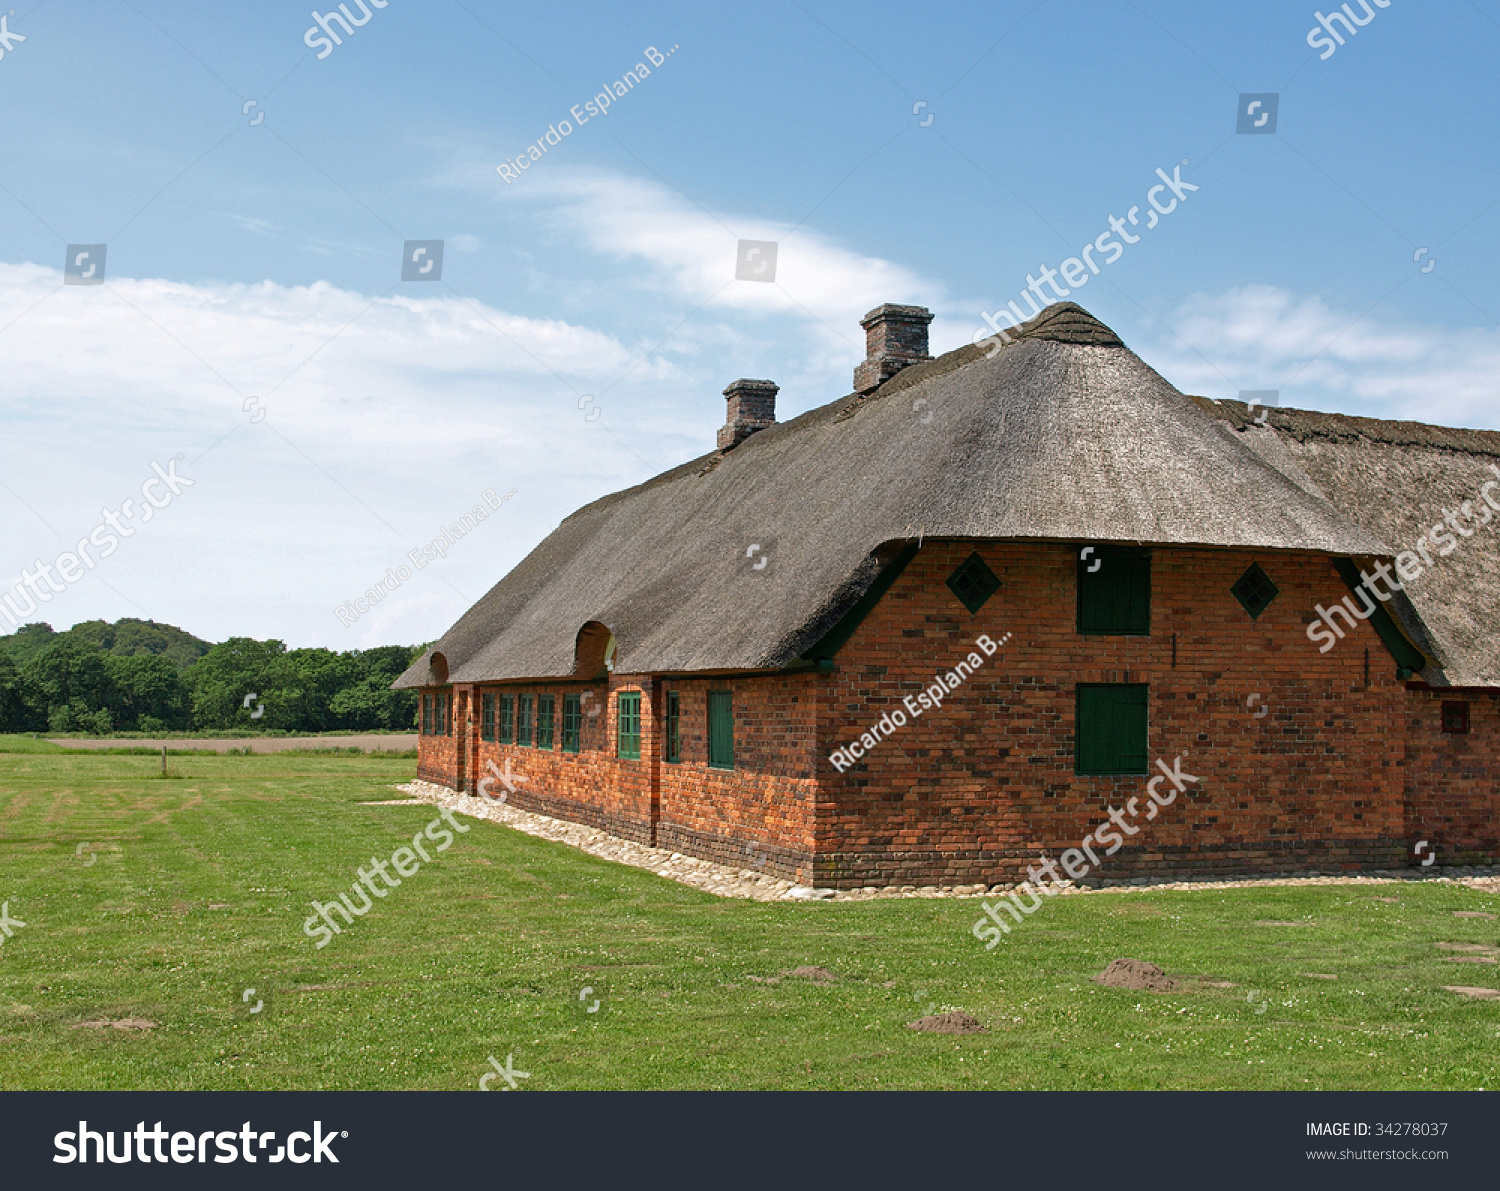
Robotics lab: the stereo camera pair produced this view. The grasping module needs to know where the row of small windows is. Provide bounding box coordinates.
[481,692,576,752]
[945,548,1281,631]
[448,688,737,768]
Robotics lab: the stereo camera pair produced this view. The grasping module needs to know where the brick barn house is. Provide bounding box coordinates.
[394,302,1499,887]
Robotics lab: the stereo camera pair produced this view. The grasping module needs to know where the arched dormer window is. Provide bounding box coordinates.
[573,622,616,680]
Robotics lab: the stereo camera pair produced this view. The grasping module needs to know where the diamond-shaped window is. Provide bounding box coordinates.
[1231,562,1279,619]
[946,552,1001,614]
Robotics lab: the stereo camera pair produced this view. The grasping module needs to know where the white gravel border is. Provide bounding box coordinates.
[383,780,1500,903]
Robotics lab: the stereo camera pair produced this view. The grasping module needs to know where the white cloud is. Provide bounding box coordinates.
[529,169,938,322]
[0,260,690,648]
[1142,285,1500,430]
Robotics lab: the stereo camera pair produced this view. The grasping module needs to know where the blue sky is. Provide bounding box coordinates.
[2,0,1497,649]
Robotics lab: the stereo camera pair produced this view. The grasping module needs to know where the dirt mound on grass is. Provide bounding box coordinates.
[1443,986,1500,1000]
[782,966,837,982]
[906,1011,987,1034]
[1095,959,1178,992]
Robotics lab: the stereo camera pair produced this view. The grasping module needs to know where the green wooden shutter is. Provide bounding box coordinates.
[1076,683,1149,775]
[708,690,734,770]
[1078,548,1151,635]
[499,695,514,744]
[562,694,581,753]
[480,693,495,741]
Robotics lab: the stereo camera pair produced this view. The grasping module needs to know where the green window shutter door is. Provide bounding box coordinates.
[1078,548,1151,635]
[1115,684,1149,773]
[500,695,513,744]
[1076,686,1106,773]
[1076,684,1149,775]
[708,690,734,770]
[562,694,580,753]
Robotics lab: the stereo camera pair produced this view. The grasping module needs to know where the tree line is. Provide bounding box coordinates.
[0,619,423,734]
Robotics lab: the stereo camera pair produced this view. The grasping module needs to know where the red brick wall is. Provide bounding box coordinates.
[464,678,656,843]
[1404,690,1500,863]
[657,674,819,882]
[416,688,457,787]
[813,541,1410,886]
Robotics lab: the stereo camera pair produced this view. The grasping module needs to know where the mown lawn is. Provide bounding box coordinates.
[0,736,1496,1090]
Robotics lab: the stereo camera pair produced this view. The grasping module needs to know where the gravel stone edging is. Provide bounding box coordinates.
[387,781,1500,903]
[389,781,799,901]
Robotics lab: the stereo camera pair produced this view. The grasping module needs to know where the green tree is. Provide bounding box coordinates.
[186,638,293,729]
[104,654,191,731]
[329,673,418,730]
[0,651,46,732]
[0,622,57,667]
[21,636,117,728]
[109,619,212,669]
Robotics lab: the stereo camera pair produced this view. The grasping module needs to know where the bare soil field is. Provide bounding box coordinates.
[48,734,416,753]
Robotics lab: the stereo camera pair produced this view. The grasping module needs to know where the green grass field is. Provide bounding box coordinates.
[1,736,1496,1090]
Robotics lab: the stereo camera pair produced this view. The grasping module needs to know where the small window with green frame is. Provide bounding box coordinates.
[537,694,555,749]
[499,694,514,744]
[1075,683,1149,775]
[562,693,582,753]
[617,691,642,759]
[665,691,681,762]
[480,692,496,741]
[516,694,532,747]
[1077,546,1151,635]
[708,689,734,770]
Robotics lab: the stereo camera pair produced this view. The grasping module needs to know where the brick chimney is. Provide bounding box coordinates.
[853,304,933,393]
[717,378,778,451]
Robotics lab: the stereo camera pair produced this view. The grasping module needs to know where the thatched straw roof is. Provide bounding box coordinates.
[395,303,1495,689]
